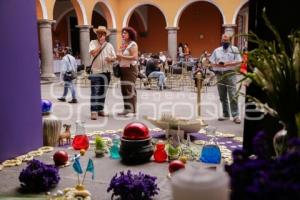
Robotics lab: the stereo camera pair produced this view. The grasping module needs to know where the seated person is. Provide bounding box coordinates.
[193,51,215,86]
[146,55,167,90]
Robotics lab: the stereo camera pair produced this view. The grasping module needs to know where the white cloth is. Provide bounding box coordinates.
[119,41,138,67]
[89,40,116,73]
[159,55,167,62]
[60,54,77,81]
[209,45,242,72]
[53,59,80,73]
[178,46,184,57]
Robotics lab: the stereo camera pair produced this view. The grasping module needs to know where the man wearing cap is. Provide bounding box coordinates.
[209,34,242,124]
[89,26,116,120]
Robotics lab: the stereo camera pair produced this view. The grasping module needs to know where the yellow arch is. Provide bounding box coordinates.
[36,0,48,19]
[232,0,249,24]
[83,0,117,29]
[122,1,169,28]
[50,0,86,25]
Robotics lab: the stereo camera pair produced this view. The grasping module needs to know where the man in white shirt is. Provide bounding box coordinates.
[88,26,116,120]
[58,47,78,103]
[209,34,242,124]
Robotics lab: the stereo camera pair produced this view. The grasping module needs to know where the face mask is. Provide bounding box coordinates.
[222,42,230,49]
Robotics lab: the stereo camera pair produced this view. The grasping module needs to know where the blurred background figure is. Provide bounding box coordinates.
[57,47,78,104]
[240,47,248,74]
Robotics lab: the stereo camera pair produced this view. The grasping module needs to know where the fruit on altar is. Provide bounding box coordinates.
[169,160,185,173]
[179,156,188,164]
[53,150,69,166]
[80,149,86,156]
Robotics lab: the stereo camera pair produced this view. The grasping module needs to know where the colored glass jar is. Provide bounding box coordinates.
[154,141,167,163]
[110,134,120,159]
[72,122,89,150]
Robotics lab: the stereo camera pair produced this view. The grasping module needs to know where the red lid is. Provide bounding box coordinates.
[123,122,150,140]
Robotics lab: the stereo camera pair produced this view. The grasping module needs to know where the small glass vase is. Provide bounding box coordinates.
[273,122,288,156]
[199,126,221,164]
[72,121,89,150]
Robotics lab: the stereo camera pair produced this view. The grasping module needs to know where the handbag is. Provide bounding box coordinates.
[86,43,107,74]
[63,55,77,81]
[112,63,121,78]
[63,71,77,81]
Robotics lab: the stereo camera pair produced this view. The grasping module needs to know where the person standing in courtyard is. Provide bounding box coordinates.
[89,26,116,120]
[58,47,78,103]
[209,34,242,124]
[116,27,139,117]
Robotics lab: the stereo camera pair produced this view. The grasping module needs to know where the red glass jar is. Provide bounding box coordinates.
[72,122,89,150]
[72,135,89,150]
[153,141,167,163]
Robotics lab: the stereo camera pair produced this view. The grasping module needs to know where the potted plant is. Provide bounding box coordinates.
[107,170,160,200]
[95,136,105,157]
[239,9,300,151]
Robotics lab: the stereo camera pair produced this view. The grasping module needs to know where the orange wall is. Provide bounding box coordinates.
[129,6,168,54]
[52,15,68,47]
[178,2,223,57]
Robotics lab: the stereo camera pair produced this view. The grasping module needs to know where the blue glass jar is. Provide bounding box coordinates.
[200,144,221,164]
[199,126,221,164]
[110,134,120,159]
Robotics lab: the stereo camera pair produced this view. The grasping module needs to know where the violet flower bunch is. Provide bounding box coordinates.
[226,149,300,200]
[107,170,160,200]
[19,159,60,192]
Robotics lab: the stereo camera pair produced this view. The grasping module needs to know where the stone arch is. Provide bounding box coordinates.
[53,8,74,30]
[70,0,87,25]
[36,0,48,19]
[52,0,87,25]
[134,9,148,32]
[122,1,168,28]
[232,0,249,24]
[174,0,225,27]
[92,1,117,28]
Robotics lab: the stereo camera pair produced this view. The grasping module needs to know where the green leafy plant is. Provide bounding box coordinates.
[95,136,105,150]
[239,8,300,138]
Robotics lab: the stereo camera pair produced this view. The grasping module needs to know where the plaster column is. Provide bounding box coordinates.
[108,28,117,51]
[77,25,92,67]
[166,27,179,61]
[38,19,56,80]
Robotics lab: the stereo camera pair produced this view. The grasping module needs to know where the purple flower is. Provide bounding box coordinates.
[252,131,275,159]
[19,159,60,193]
[107,170,159,200]
[226,150,300,200]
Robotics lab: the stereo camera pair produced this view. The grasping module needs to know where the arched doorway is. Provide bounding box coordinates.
[177,1,223,57]
[127,5,168,54]
[234,2,249,50]
[53,0,81,59]
[90,3,108,40]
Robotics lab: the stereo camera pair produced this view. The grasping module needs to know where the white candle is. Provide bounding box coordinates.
[171,165,229,200]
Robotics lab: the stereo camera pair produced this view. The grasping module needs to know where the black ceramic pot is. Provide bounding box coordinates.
[120,137,154,165]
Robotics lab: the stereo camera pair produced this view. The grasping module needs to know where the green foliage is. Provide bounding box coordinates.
[241,8,300,137]
[166,143,181,156]
[95,136,105,150]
